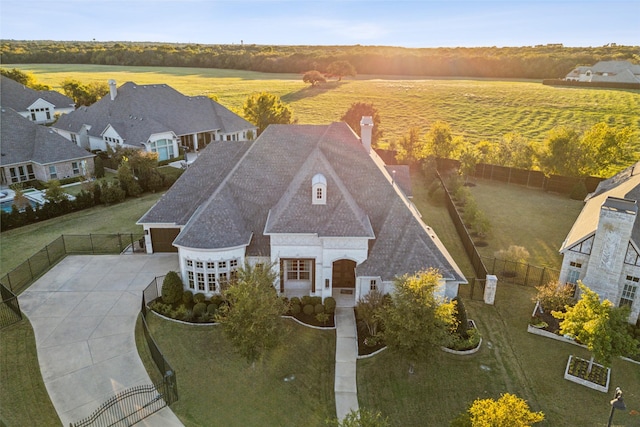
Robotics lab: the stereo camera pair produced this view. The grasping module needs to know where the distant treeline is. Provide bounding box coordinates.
[1,40,639,79]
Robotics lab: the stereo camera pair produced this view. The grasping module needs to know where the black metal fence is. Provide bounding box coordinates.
[0,234,144,296]
[69,275,178,427]
[70,373,176,427]
[437,171,488,282]
[0,283,22,328]
[482,256,560,288]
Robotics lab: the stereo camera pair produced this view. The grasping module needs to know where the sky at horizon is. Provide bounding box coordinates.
[1,0,639,48]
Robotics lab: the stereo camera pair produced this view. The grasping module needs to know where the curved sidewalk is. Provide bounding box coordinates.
[334,306,359,420]
[18,254,183,427]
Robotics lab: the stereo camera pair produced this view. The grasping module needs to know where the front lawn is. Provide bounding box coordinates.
[139,314,336,426]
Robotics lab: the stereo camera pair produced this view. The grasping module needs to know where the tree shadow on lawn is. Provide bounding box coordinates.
[282,81,344,103]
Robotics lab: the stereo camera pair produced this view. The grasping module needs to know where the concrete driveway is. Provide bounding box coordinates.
[18,254,183,426]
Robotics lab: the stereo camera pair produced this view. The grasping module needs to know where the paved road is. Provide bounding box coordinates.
[18,254,183,426]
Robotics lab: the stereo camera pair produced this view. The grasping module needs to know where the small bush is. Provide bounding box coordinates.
[570,180,588,201]
[314,303,325,314]
[310,296,322,306]
[210,295,224,306]
[182,290,194,305]
[161,271,183,305]
[193,302,207,317]
[324,297,336,313]
[315,312,330,326]
[194,292,206,304]
[303,304,315,315]
[291,304,302,315]
[301,296,312,306]
[290,297,301,306]
[207,303,218,314]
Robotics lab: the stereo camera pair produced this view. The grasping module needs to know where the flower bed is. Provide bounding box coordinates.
[564,355,610,392]
[442,320,482,355]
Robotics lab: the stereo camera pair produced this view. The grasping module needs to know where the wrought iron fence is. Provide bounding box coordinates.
[0,234,144,295]
[482,256,560,287]
[141,276,176,380]
[70,372,176,427]
[0,283,22,328]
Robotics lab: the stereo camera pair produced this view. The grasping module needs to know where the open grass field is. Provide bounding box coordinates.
[7,64,640,149]
[140,315,336,427]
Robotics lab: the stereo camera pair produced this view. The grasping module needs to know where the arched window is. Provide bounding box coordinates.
[312,173,327,205]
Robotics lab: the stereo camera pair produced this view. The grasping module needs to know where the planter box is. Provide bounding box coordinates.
[563,355,610,393]
[442,320,482,355]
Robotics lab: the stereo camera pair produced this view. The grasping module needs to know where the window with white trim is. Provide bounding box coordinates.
[72,161,80,175]
[49,165,57,180]
[207,273,217,291]
[186,259,193,267]
[287,260,310,280]
[370,279,377,291]
[197,272,205,291]
[71,134,78,144]
[187,271,195,289]
[195,261,203,269]
[620,276,639,307]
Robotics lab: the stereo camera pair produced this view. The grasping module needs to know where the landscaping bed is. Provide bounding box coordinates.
[564,355,610,392]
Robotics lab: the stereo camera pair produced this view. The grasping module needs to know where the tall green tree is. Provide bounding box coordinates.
[340,102,383,147]
[215,263,287,367]
[425,121,458,159]
[553,282,638,373]
[243,92,293,136]
[395,127,426,164]
[44,180,67,203]
[451,393,544,427]
[302,70,326,86]
[61,79,109,106]
[117,161,142,197]
[379,268,457,372]
[580,122,635,177]
[326,60,356,81]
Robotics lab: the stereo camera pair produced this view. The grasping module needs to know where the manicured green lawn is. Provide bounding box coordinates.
[0,319,59,427]
[0,192,162,276]
[8,64,639,151]
[468,179,584,269]
[140,314,336,427]
[358,282,640,427]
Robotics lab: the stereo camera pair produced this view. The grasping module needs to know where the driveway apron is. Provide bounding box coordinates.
[18,254,183,426]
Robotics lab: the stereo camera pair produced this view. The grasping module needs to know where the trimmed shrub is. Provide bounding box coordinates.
[324,297,336,313]
[207,303,218,314]
[194,292,206,304]
[314,303,325,314]
[210,295,224,306]
[290,297,301,306]
[303,304,314,315]
[453,297,469,339]
[301,296,312,306]
[161,271,183,305]
[182,290,194,305]
[309,296,322,306]
[291,304,301,315]
[193,302,207,317]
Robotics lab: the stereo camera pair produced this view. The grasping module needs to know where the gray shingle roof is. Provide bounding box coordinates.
[54,81,256,145]
[0,76,74,111]
[0,107,94,166]
[561,161,640,252]
[140,122,465,282]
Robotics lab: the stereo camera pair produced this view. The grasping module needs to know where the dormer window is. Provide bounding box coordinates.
[312,173,327,205]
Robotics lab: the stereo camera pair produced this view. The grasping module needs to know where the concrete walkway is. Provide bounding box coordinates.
[334,306,359,421]
[18,254,183,427]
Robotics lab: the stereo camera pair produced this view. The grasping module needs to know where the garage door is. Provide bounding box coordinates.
[150,228,180,252]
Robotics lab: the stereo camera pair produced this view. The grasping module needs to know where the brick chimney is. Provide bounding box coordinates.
[360,116,373,153]
[108,79,117,101]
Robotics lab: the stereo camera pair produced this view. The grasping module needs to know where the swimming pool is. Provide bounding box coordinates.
[0,198,41,213]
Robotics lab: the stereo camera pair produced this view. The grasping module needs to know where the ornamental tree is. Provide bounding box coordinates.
[326,60,356,81]
[302,70,326,86]
[215,263,287,367]
[552,282,638,373]
[243,92,293,136]
[378,268,457,372]
[451,393,544,427]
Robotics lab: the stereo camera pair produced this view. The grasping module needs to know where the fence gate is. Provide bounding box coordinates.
[70,371,177,427]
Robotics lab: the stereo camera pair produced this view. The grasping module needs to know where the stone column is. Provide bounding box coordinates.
[484,274,498,305]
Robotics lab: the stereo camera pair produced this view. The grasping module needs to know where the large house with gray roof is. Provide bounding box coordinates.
[564,60,640,84]
[0,108,94,185]
[53,80,257,162]
[559,161,640,324]
[138,118,465,305]
[0,76,75,124]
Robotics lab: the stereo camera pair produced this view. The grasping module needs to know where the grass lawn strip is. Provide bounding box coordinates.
[0,319,59,426]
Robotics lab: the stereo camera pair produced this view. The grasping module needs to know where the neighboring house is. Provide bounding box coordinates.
[0,108,95,185]
[138,118,466,306]
[0,76,75,124]
[53,80,257,162]
[559,161,640,324]
[564,60,640,84]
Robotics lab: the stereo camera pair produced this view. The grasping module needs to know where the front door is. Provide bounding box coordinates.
[332,259,356,288]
